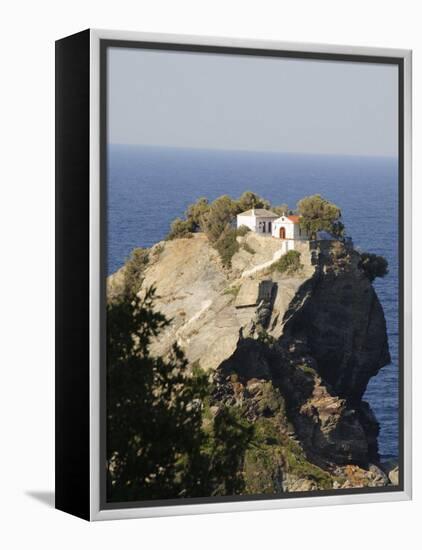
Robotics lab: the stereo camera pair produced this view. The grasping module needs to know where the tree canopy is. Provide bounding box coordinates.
[200,195,237,243]
[297,194,344,239]
[185,197,209,231]
[236,191,271,212]
[271,203,290,216]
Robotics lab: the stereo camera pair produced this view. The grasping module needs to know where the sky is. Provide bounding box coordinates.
[107,47,398,157]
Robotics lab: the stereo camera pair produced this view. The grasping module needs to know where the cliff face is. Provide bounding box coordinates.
[108,232,394,492]
[282,241,390,402]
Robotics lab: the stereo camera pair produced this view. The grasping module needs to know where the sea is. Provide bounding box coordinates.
[107,143,399,461]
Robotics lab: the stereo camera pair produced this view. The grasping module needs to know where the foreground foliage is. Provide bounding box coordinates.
[107,288,254,502]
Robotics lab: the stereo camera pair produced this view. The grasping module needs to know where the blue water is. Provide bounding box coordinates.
[107,144,399,460]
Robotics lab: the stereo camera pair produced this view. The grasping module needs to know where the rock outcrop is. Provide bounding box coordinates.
[108,231,394,492]
[282,241,390,401]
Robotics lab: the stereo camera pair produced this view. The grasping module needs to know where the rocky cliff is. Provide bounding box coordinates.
[108,232,396,492]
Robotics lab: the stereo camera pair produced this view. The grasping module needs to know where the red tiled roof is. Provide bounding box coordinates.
[288,215,300,223]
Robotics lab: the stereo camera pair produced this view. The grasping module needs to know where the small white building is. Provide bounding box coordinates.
[272,214,309,241]
[236,208,279,236]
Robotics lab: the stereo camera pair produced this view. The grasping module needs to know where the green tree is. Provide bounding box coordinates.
[271,204,290,216]
[185,197,210,230]
[107,287,253,502]
[358,252,389,281]
[297,194,343,239]
[236,191,271,213]
[200,195,237,243]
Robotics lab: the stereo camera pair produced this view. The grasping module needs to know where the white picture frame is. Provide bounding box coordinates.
[55,29,412,521]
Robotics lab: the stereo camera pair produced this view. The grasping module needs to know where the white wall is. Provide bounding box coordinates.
[272,217,309,240]
[238,215,276,234]
[1,1,420,549]
[273,221,291,239]
[237,214,256,232]
[273,218,296,239]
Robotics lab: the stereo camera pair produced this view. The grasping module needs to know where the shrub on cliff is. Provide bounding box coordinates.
[236,224,251,236]
[215,225,240,268]
[166,198,210,240]
[123,247,149,296]
[166,217,194,240]
[272,250,303,274]
[107,287,253,501]
[359,252,389,281]
[297,194,344,239]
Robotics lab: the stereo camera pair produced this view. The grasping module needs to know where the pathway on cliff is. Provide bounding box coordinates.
[241,247,285,278]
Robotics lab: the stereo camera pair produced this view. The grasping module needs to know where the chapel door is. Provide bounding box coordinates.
[279,227,286,239]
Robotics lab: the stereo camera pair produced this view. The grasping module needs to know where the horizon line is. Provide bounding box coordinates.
[108,142,398,160]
